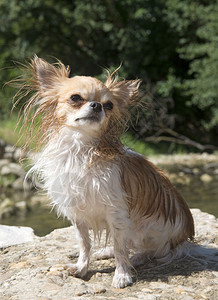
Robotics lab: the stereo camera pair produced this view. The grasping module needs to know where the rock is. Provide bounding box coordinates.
[0,140,27,162]
[92,284,106,294]
[192,168,200,175]
[12,177,25,190]
[168,173,191,185]
[0,198,14,210]
[30,194,47,206]
[0,198,15,218]
[13,148,25,161]
[0,225,36,248]
[150,153,218,167]
[0,139,6,158]
[200,173,213,183]
[10,261,30,269]
[0,159,10,170]
[15,201,27,212]
[0,206,15,219]
[0,209,217,299]
[4,144,15,160]
[12,177,32,190]
[1,162,25,177]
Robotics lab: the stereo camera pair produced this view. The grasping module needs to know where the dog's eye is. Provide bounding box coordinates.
[103,101,113,110]
[70,94,84,102]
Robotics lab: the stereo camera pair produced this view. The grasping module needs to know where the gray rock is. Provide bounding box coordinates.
[5,144,15,153]
[0,139,6,158]
[200,173,213,183]
[13,147,24,161]
[0,197,14,207]
[0,225,36,248]
[0,198,15,218]
[15,201,27,212]
[1,162,25,177]
[0,209,217,299]
[12,177,25,190]
[0,159,10,170]
[4,144,15,160]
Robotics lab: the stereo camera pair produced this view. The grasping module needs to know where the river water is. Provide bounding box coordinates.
[1,165,218,236]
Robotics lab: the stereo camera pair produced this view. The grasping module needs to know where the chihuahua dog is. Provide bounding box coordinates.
[18,56,194,288]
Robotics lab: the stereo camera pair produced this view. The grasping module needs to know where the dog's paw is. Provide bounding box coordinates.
[112,272,132,288]
[65,263,88,278]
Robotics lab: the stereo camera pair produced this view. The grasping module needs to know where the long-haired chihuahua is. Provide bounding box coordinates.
[16,56,194,288]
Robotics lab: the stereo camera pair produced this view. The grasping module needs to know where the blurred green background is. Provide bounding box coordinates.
[0,0,218,153]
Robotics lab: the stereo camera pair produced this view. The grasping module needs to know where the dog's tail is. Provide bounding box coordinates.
[186,242,218,263]
[160,241,218,264]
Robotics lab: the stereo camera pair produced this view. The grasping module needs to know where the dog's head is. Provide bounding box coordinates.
[18,56,141,148]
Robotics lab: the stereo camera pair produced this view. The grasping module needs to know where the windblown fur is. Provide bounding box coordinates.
[17,56,195,288]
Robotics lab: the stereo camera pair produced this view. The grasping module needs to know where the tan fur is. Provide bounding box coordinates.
[120,152,194,247]
[14,56,141,156]
[12,56,70,150]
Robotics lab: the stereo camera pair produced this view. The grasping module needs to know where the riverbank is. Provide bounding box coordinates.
[0,209,217,299]
[150,152,218,167]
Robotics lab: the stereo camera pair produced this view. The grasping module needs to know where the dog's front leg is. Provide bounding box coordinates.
[108,215,132,288]
[112,235,132,288]
[67,221,91,278]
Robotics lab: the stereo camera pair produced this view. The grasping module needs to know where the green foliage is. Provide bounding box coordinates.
[0,114,24,146]
[0,0,217,148]
[160,0,218,132]
[122,133,159,156]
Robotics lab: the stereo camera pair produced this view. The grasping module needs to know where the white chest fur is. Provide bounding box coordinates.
[30,131,125,226]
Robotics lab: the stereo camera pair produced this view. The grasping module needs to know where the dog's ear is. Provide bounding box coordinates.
[31,55,70,90]
[105,76,141,107]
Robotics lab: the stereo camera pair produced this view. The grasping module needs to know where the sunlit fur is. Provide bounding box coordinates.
[17,56,194,289]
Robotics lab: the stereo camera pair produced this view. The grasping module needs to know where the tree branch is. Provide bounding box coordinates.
[144,128,217,151]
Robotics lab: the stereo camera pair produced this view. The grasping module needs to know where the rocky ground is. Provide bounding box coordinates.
[0,209,217,300]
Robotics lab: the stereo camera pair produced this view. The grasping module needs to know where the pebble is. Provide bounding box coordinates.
[0,159,10,169]
[46,270,61,277]
[75,291,89,296]
[92,284,106,294]
[10,261,29,269]
[0,198,14,209]
[141,288,153,293]
[49,265,65,272]
[15,201,27,210]
[1,163,25,177]
[12,177,25,190]
[193,168,200,174]
[200,173,213,183]
[149,282,171,289]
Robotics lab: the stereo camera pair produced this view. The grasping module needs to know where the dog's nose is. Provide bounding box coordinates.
[90,102,102,113]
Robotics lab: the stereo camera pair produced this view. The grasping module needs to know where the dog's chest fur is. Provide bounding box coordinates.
[32,132,126,226]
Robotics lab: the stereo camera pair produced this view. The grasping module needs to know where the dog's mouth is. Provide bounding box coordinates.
[75,115,100,122]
